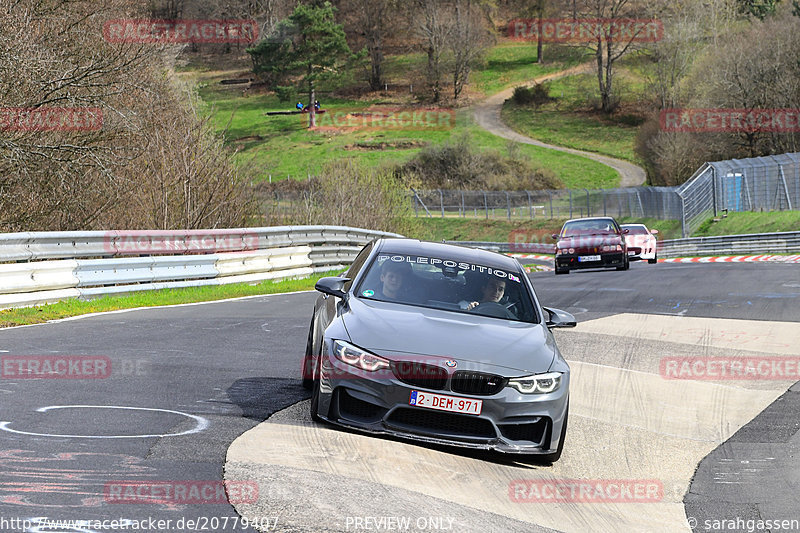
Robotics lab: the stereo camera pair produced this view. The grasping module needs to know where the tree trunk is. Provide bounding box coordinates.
[369,38,384,91]
[537,13,543,63]
[427,46,440,103]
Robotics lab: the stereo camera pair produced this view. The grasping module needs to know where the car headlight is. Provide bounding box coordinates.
[508,372,563,394]
[332,340,390,372]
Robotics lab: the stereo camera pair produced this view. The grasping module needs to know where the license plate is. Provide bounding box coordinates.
[578,255,601,262]
[409,390,482,415]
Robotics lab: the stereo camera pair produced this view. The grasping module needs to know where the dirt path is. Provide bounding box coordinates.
[472,62,647,188]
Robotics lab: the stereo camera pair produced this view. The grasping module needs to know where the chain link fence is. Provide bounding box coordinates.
[409,187,682,222]
[678,153,800,237]
[261,152,800,238]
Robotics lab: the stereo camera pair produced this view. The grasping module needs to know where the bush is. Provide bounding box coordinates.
[395,134,562,190]
[260,160,415,235]
[511,82,554,108]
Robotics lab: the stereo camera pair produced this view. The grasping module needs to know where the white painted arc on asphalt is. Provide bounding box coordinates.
[225,313,794,533]
[0,405,209,438]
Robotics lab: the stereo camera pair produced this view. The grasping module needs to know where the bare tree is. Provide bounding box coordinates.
[450,0,494,100]
[644,13,702,109]
[341,0,397,91]
[574,0,663,113]
[413,0,453,103]
[0,0,254,231]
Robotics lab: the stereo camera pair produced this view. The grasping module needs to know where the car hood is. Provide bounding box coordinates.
[341,297,556,375]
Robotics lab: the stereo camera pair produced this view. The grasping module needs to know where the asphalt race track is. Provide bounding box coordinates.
[0,261,798,533]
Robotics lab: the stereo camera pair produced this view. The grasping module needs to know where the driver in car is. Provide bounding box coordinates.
[460,278,506,311]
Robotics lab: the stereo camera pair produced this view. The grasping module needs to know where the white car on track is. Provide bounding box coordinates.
[620,224,659,264]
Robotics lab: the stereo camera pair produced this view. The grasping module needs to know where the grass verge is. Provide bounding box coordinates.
[0,272,340,329]
[694,211,800,237]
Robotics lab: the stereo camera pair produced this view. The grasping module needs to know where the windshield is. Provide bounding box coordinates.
[354,253,539,323]
[562,219,618,237]
[621,225,649,235]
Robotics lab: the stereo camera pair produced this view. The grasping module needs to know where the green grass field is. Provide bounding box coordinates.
[189,43,620,189]
[501,69,645,164]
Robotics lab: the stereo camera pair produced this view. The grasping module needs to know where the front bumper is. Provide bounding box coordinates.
[315,355,569,455]
[555,251,625,270]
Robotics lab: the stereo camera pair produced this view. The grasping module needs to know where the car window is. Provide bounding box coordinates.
[343,241,373,291]
[354,253,539,323]
[621,225,649,235]
[562,219,617,236]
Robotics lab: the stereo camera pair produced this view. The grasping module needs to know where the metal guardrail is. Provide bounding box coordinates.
[448,231,800,259]
[0,226,401,310]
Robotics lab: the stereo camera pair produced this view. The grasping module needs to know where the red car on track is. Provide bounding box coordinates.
[552,217,629,275]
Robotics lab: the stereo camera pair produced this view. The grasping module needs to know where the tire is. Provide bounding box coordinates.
[309,362,322,422]
[541,403,569,464]
[616,257,630,271]
[648,255,658,265]
[301,319,315,390]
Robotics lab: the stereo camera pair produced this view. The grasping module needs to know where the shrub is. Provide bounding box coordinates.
[395,134,562,191]
[511,82,554,108]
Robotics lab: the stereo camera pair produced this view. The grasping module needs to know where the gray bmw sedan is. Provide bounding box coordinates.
[302,239,575,462]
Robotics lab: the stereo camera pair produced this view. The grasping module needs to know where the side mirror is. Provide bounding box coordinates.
[622,228,630,234]
[650,229,659,235]
[551,234,560,241]
[315,277,350,299]
[543,307,576,329]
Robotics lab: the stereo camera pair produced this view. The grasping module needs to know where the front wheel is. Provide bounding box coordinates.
[616,258,630,271]
[648,255,658,265]
[309,365,322,422]
[301,319,315,390]
[541,403,568,464]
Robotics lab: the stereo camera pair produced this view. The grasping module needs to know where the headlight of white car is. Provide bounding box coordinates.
[508,372,563,394]
[332,340,390,372]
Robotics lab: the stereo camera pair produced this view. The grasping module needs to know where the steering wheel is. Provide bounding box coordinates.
[470,302,517,319]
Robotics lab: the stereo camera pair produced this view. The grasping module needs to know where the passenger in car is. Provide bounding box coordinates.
[377,260,412,301]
